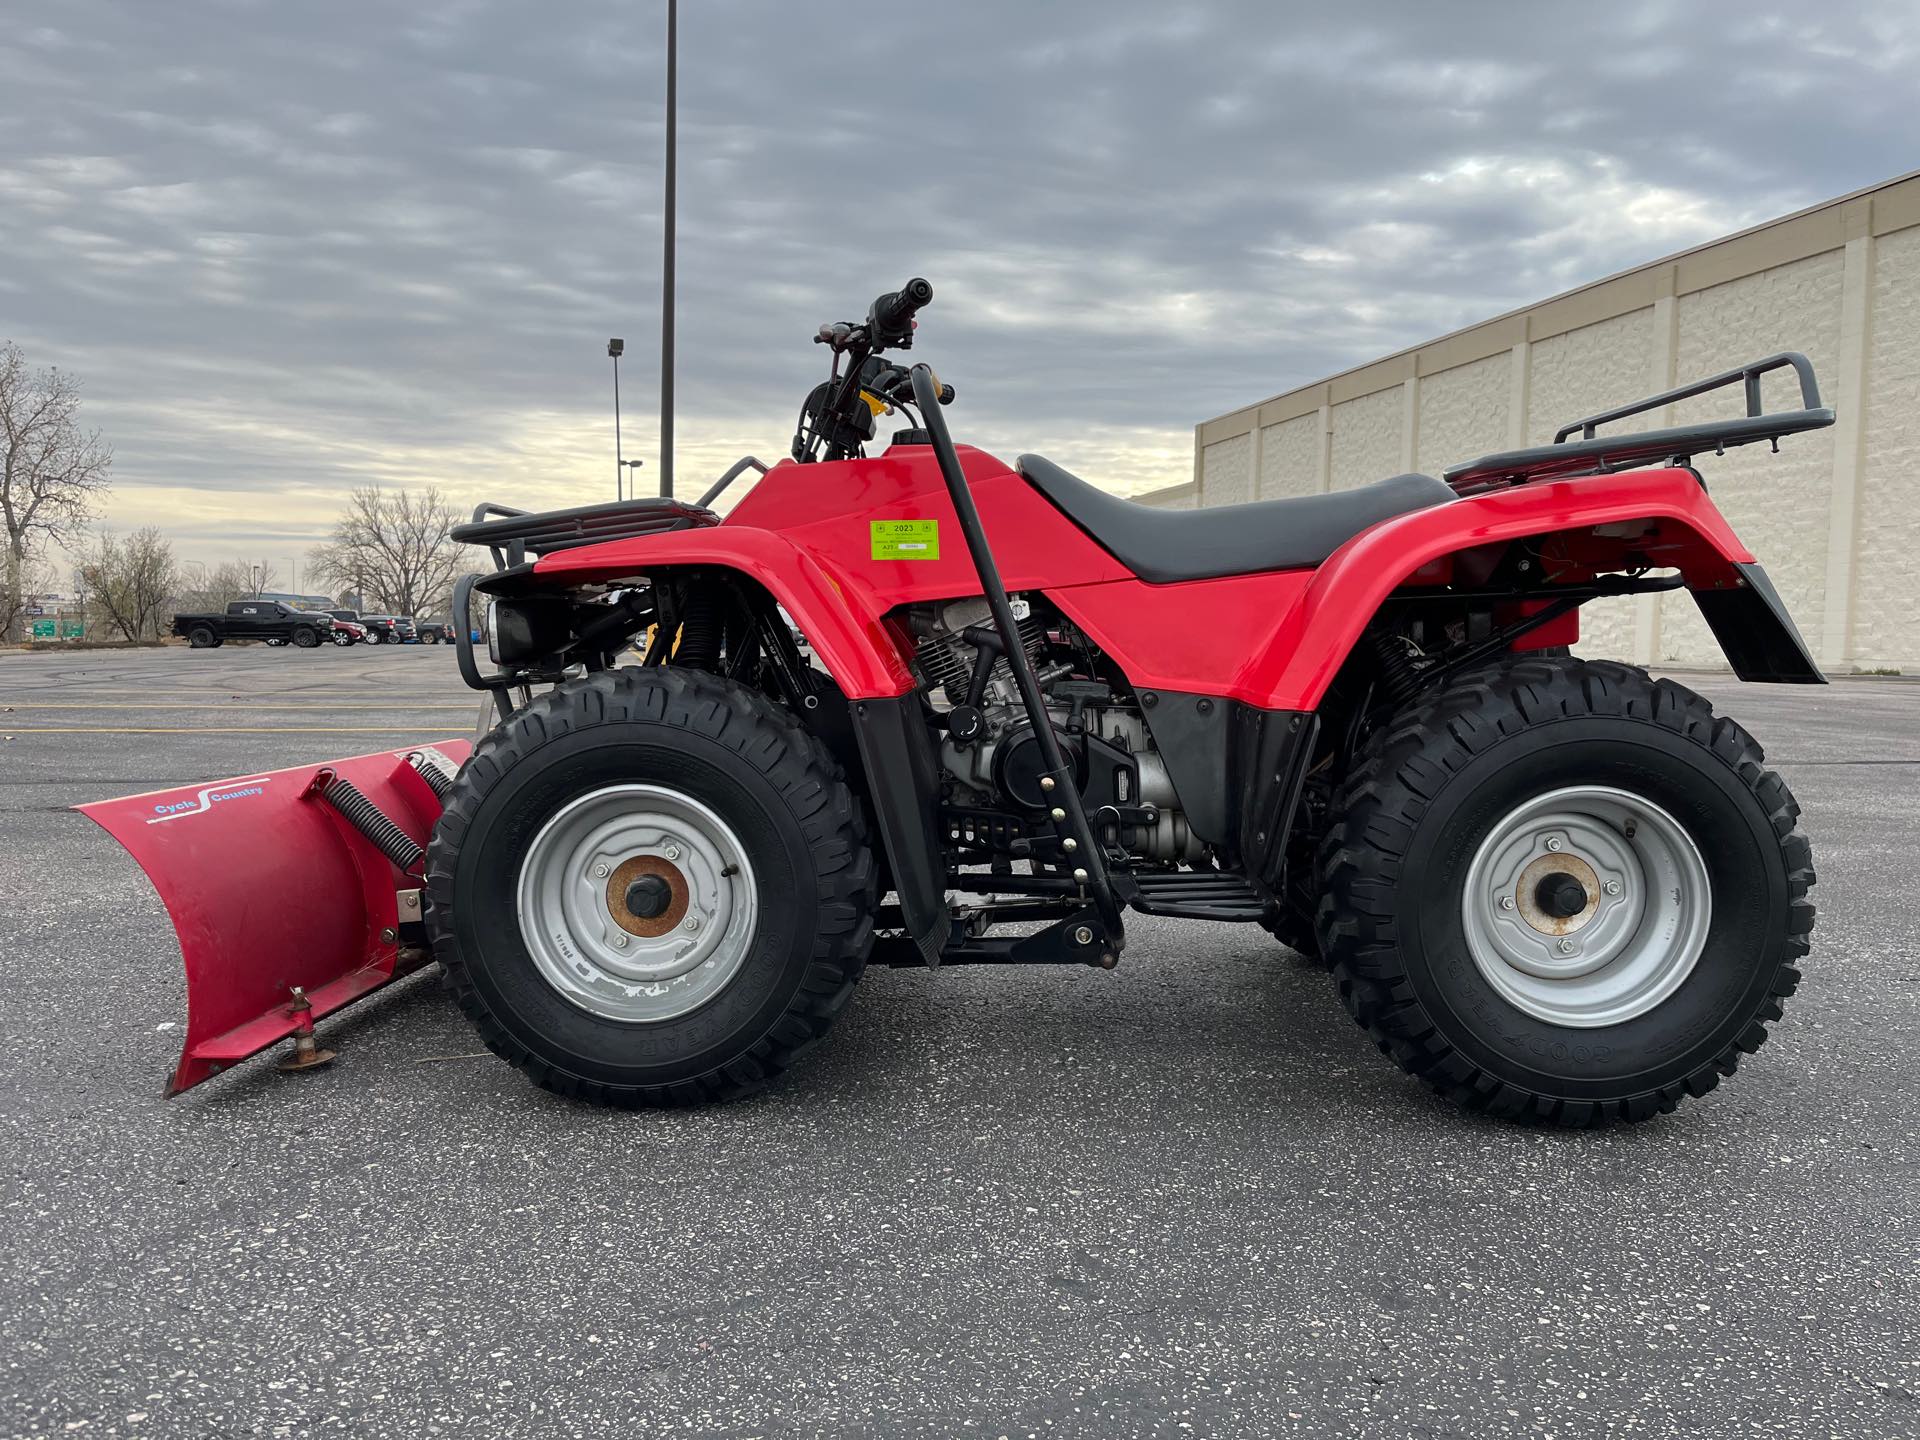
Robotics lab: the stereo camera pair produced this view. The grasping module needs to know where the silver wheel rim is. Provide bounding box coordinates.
[516,783,759,1024]
[1461,785,1710,1028]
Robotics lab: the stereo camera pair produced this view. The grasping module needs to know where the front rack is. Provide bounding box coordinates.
[446,454,775,718]
[1444,351,1835,488]
[449,496,720,570]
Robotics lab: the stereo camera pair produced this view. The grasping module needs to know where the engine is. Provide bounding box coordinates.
[910,598,1206,865]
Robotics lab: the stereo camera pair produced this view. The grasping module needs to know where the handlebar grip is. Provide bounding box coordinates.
[871,277,934,335]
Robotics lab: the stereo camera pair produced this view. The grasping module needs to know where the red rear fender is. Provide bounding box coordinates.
[1053,469,1765,711]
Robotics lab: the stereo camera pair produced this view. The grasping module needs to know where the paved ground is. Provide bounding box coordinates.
[1,645,1916,1439]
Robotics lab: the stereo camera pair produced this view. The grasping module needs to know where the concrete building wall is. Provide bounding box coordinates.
[1182,171,1920,675]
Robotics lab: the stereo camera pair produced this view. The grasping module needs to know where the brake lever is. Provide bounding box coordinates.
[813,322,865,353]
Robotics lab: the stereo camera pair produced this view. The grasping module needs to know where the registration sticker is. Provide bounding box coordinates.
[870,518,940,560]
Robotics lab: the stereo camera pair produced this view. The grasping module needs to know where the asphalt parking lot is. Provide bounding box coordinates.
[1,644,1916,1438]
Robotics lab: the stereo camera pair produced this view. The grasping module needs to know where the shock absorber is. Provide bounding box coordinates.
[1368,628,1425,711]
[674,586,725,670]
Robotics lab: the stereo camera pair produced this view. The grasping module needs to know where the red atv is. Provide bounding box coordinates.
[84,279,1826,1125]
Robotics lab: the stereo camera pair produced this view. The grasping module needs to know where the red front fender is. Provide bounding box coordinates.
[531,526,917,699]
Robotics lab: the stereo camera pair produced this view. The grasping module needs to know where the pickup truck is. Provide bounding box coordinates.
[171,600,337,649]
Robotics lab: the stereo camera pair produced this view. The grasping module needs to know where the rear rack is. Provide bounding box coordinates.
[1444,351,1834,488]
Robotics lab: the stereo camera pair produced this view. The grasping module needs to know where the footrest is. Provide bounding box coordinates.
[1129,871,1266,922]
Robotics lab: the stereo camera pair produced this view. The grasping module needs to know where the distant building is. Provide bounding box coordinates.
[1178,170,1920,675]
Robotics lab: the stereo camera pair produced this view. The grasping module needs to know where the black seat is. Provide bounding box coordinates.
[1016,454,1455,583]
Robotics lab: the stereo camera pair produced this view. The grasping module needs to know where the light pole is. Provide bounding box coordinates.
[659,0,676,500]
[623,459,646,498]
[608,337,626,500]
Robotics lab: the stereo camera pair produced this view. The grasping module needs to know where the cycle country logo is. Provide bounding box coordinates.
[147,777,273,824]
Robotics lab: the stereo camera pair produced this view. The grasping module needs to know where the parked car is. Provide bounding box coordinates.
[392,615,420,643]
[170,600,335,649]
[358,615,400,643]
[320,609,367,646]
[415,618,456,644]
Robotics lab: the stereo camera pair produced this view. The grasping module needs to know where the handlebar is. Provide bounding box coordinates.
[871,277,933,333]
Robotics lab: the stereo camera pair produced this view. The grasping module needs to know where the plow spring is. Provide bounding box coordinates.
[78,742,471,1096]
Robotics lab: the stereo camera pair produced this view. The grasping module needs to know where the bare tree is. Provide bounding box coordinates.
[1,342,113,640]
[175,560,261,616]
[80,528,178,642]
[308,484,462,617]
[0,553,56,640]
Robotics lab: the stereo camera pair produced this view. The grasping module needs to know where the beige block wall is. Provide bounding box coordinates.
[1260,413,1322,498]
[1415,351,1511,476]
[1187,172,1920,676]
[1852,225,1920,667]
[1526,310,1657,445]
[1329,386,1405,490]
[1198,431,1252,506]
[1657,250,1845,665]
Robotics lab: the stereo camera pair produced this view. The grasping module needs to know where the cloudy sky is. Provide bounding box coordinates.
[3,1,1915,578]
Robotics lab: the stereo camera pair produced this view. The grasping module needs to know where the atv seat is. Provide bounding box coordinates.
[1016,454,1455,583]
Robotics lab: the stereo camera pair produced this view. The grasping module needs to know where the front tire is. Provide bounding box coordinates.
[426,667,876,1106]
[292,627,320,648]
[1319,657,1813,1126]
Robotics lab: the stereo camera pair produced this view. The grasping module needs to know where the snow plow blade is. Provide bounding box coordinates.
[77,743,472,1096]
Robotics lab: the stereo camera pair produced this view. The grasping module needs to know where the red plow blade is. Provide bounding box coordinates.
[78,742,471,1095]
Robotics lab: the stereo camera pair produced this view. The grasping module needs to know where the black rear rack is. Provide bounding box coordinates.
[1444,351,1834,488]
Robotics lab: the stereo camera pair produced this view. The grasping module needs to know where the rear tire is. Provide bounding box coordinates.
[1319,657,1813,1126]
[292,627,320,648]
[187,625,216,649]
[426,667,876,1106]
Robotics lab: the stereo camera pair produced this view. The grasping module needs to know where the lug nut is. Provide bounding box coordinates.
[1557,938,1575,955]
[684,915,701,932]
[663,845,681,861]
[614,934,629,948]
[1545,837,1563,853]
[1604,879,1622,896]
[593,863,610,879]
[1499,895,1516,911]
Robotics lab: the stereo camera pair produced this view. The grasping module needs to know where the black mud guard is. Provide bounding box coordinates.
[1691,562,1825,684]
[849,694,951,963]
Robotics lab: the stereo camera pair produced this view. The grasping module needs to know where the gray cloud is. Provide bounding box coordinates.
[2,0,1915,565]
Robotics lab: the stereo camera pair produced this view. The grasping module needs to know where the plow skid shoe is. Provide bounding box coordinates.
[77,742,472,1096]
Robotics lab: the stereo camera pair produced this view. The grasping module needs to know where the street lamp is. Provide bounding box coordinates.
[622,459,646,499]
[608,337,626,500]
[659,0,677,500]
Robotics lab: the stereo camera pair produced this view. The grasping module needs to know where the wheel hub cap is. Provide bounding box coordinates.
[1461,786,1711,1027]
[516,784,758,1023]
